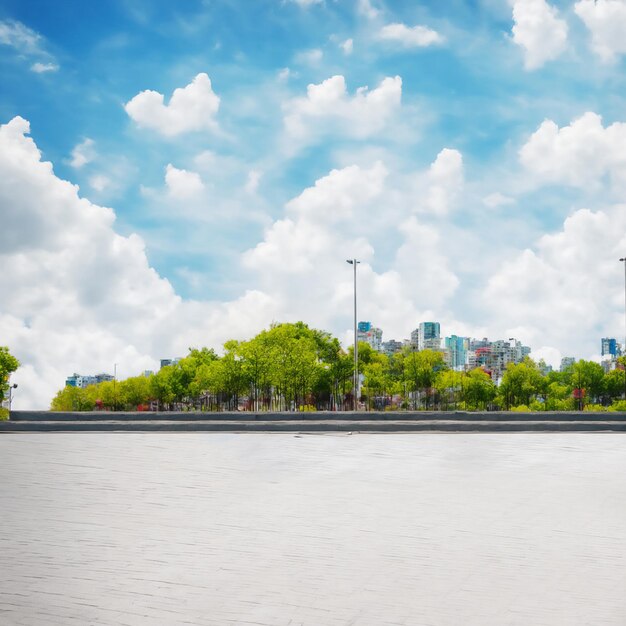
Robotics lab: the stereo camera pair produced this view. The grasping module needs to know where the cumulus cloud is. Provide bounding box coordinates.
[378,23,444,47]
[242,161,461,339]
[423,148,463,216]
[519,111,626,189]
[125,73,220,137]
[511,0,568,69]
[395,217,459,308]
[483,192,515,208]
[575,0,626,62]
[0,117,278,408]
[69,138,96,168]
[165,164,205,198]
[484,204,626,358]
[284,74,402,142]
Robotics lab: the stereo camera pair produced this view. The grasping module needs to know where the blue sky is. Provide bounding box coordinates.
[3,0,626,406]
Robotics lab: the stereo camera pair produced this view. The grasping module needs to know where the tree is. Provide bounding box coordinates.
[0,346,19,406]
[567,360,606,408]
[400,349,446,409]
[461,368,496,410]
[498,358,546,409]
[50,385,95,411]
[119,375,151,409]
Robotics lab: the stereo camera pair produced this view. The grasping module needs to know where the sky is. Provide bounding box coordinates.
[2,0,626,408]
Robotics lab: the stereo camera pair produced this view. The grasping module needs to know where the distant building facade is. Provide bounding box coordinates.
[418,322,440,351]
[357,321,383,352]
[601,338,622,358]
[444,335,469,370]
[66,372,114,388]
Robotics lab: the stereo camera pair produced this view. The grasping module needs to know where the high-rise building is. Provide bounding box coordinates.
[418,322,440,351]
[444,335,469,370]
[357,321,383,351]
[560,357,575,371]
[601,338,622,358]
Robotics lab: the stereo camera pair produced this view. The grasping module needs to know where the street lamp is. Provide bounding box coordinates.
[346,259,360,411]
[8,383,17,412]
[620,257,626,400]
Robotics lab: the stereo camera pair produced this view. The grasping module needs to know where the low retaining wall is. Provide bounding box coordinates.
[9,410,626,422]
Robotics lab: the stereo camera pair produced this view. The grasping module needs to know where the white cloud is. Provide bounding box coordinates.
[284,74,402,142]
[575,0,626,62]
[511,0,568,69]
[0,19,43,55]
[0,19,59,72]
[0,117,279,408]
[125,73,220,137]
[69,138,96,168]
[288,0,322,6]
[357,0,380,19]
[245,170,262,194]
[341,38,354,54]
[243,160,461,343]
[519,111,626,189]
[395,217,459,308]
[484,203,626,358]
[31,62,58,73]
[89,175,111,192]
[378,23,444,47]
[278,67,292,81]
[165,164,205,198]
[420,148,464,216]
[483,192,515,208]
[295,48,323,65]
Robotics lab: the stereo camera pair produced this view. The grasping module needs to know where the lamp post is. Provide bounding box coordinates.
[620,257,626,400]
[346,259,360,411]
[8,383,17,412]
[113,363,117,412]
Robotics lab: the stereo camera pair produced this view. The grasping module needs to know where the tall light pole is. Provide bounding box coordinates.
[8,383,17,412]
[620,257,626,400]
[346,259,360,410]
[113,363,117,412]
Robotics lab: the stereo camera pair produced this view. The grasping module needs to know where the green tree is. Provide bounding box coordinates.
[567,360,606,408]
[498,358,546,409]
[400,349,446,409]
[50,385,95,411]
[434,370,464,410]
[0,346,19,408]
[461,368,496,410]
[119,375,152,409]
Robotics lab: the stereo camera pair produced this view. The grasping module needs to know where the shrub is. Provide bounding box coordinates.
[583,403,607,412]
[0,407,8,421]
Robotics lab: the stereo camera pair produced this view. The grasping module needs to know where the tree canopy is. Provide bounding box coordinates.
[48,324,626,413]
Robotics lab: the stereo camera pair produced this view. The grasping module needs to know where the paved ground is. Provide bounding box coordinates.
[1,433,626,625]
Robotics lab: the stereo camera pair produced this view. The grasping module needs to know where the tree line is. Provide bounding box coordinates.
[49,322,626,412]
[0,346,20,419]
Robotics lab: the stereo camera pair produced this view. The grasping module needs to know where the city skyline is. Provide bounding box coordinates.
[3,0,626,408]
